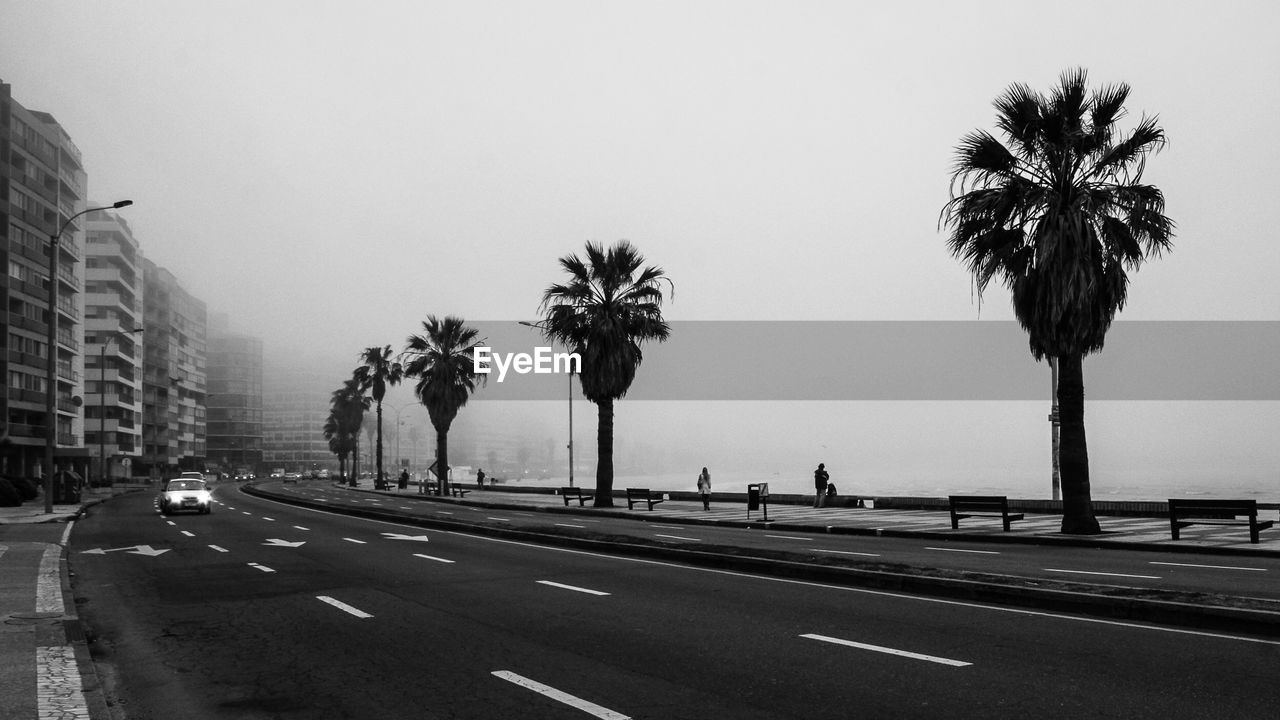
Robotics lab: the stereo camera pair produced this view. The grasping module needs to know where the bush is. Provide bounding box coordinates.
[0,477,21,507]
[5,475,40,501]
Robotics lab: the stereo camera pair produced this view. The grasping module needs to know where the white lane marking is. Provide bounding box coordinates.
[488,517,512,522]
[801,634,972,667]
[556,523,587,529]
[1044,568,1161,579]
[814,549,881,557]
[247,563,275,573]
[651,524,685,529]
[437,511,454,515]
[343,538,367,544]
[180,531,195,537]
[655,534,702,542]
[209,545,228,553]
[492,671,630,720]
[765,534,811,541]
[242,511,252,515]
[263,539,306,548]
[926,547,1000,555]
[165,521,176,526]
[1150,561,1267,572]
[414,554,456,564]
[317,595,373,618]
[293,526,310,531]
[537,581,610,596]
[491,671,627,712]
[60,520,75,547]
[262,517,276,521]
[450,531,1280,647]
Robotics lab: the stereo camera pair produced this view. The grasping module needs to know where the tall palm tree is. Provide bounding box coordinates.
[402,316,486,496]
[941,69,1174,534]
[330,377,368,486]
[354,346,403,490]
[539,240,672,507]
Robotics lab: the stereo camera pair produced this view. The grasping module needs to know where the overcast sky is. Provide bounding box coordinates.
[4,1,1278,493]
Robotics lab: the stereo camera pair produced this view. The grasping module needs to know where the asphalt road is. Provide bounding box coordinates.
[68,484,1280,719]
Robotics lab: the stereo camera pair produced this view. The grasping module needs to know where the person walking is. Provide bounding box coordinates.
[697,467,712,510]
[813,463,829,508]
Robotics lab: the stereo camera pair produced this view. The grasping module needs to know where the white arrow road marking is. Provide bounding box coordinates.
[263,539,306,548]
[1044,568,1161,579]
[82,545,170,557]
[537,581,610,596]
[801,634,972,667]
[492,671,630,720]
[209,545,228,553]
[343,538,367,544]
[247,563,275,573]
[317,596,372,618]
[413,554,455,564]
[381,533,431,542]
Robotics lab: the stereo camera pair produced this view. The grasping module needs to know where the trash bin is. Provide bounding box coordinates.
[52,470,83,505]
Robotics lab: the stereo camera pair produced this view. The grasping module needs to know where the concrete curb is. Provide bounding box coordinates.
[242,483,1280,638]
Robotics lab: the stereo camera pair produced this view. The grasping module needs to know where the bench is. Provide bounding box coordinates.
[560,487,594,506]
[626,488,665,511]
[1168,499,1274,544]
[448,485,470,498]
[948,495,1024,532]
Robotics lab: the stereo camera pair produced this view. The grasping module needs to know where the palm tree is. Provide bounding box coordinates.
[402,316,486,496]
[330,377,368,485]
[539,240,672,507]
[354,346,403,490]
[322,412,352,480]
[941,69,1174,534]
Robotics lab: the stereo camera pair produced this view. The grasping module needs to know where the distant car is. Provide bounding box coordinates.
[179,471,206,481]
[159,479,212,515]
[283,472,301,484]
[270,468,285,479]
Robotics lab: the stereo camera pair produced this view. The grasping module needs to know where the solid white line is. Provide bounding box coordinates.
[1150,561,1267,572]
[651,524,685,529]
[765,534,810,541]
[343,538,367,544]
[247,563,275,573]
[814,549,881,557]
[180,531,195,537]
[655,534,702,542]
[801,634,972,667]
[60,520,75,547]
[492,671,630,719]
[209,545,228,553]
[317,595,373,618]
[1044,568,1161,579]
[925,547,1000,555]
[414,553,456,564]
[555,523,586,529]
[537,580,610,596]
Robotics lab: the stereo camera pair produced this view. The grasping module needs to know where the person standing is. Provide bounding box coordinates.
[398,467,409,490]
[476,467,486,489]
[697,467,712,510]
[813,463,829,508]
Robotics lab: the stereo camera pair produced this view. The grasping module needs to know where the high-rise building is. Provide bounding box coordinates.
[1,80,91,478]
[262,361,339,474]
[206,313,263,475]
[140,258,207,476]
[83,208,145,483]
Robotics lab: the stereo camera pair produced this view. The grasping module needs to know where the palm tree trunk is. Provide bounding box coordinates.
[593,398,614,507]
[1058,352,1100,534]
[351,439,360,486]
[375,403,384,489]
[436,430,449,496]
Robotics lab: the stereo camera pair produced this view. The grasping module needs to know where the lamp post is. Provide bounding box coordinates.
[99,327,143,488]
[1049,357,1061,502]
[517,321,574,488]
[383,401,410,487]
[45,200,132,513]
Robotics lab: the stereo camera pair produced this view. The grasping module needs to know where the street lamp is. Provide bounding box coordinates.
[45,199,132,513]
[99,327,143,488]
[517,321,574,488]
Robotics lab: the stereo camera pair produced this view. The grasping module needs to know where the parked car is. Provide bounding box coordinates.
[283,472,301,484]
[159,478,212,515]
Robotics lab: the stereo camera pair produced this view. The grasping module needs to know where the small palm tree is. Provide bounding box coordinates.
[539,240,672,507]
[402,316,486,496]
[354,346,403,490]
[941,69,1174,534]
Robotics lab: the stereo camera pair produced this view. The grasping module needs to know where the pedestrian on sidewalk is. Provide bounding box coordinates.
[477,468,486,489]
[697,467,712,510]
[398,468,409,490]
[813,463,829,508]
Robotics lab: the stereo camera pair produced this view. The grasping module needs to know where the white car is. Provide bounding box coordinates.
[159,478,213,515]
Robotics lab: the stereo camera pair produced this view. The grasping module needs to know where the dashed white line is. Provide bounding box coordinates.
[555,523,586,529]
[1149,561,1267,572]
[765,534,811,541]
[537,581,610,596]
[293,525,310,531]
[180,531,195,537]
[802,633,972,667]
[655,534,701,542]
[165,521,176,526]
[209,545,228,553]
[262,517,276,521]
[492,671,629,720]
[488,517,512,523]
[413,554,456,564]
[317,596,373,618]
[1044,568,1161,579]
[925,547,1000,555]
[814,549,881,557]
[247,563,276,573]
[343,538,367,544]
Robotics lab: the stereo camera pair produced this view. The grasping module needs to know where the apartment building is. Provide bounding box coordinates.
[140,258,207,477]
[206,313,263,475]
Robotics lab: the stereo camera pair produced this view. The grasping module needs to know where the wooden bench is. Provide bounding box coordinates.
[560,487,594,506]
[948,495,1024,531]
[1168,499,1274,544]
[626,488,665,511]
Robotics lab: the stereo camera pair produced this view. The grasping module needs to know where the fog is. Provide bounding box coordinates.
[3,1,1278,498]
